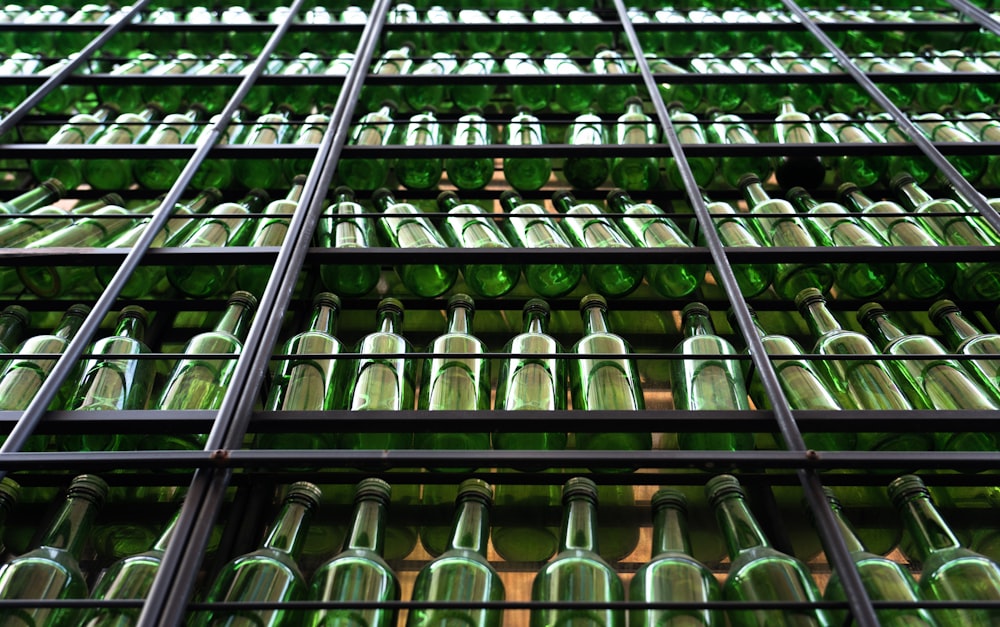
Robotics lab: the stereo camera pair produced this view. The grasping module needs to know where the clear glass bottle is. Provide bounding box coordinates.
[705,109,773,187]
[702,192,775,298]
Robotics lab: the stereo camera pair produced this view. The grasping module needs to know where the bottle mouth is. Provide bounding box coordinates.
[928,299,960,323]
[457,478,493,506]
[887,475,931,509]
[821,486,842,510]
[67,474,109,505]
[100,193,126,208]
[725,304,755,327]
[448,293,475,312]
[286,481,323,509]
[228,291,259,313]
[499,189,521,205]
[1,305,29,327]
[562,477,598,505]
[436,190,460,207]
[737,173,762,189]
[313,292,341,310]
[291,174,309,185]
[705,474,745,507]
[889,172,917,191]
[0,477,20,510]
[40,178,66,198]
[651,488,687,514]
[332,186,355,201]
[836,182,860,203]
[682,302,710,320]
[605,188,630,206]
[119,305,149,323]
[523,298,550,317]
[784,186,810,202]
[66,303,94,318]
[354,478,392,505]
[578,293,607,313]
[793,287,826,311]
[248,188,271,204]
[377,298,405,317]
[856,302,887,324]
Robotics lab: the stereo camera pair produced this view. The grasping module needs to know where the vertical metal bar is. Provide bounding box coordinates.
[783,0,1000,236]
[0,0,152,137]
[612,3,881,626]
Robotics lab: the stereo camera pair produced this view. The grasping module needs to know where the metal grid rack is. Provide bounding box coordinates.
[0,0,999,625]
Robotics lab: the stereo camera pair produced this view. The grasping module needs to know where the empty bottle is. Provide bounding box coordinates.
[664,103,715,189]
[564,111,610,189]
[438,192,520,298]
[503,53,552,111]
[499,191,582,298]
[931,299,1000,400]
[338,101,396,190]
[30,104,117,190]
[452,53,497,111]
[611,97,660,191]
[133,107,204,191]
[445,111,494,190]
[771,96,826,190]
[592,47,637,114]
[702,193,775,298]
[396,110,443,190]
[82,105,159,190]
[316,186,380,297]
[706,109,773,187]
[236,177,305,295]
[817,112,886,189]
[504,108,551,191]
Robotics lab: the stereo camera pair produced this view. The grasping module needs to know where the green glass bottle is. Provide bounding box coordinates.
[892,174,1000,301]
[571,295,651,460]
[166,189,270,298]
[197,482,321,627]
[664,103,715,190]
[338,102,396,191]
[690,54,743,112]
[733,53,787,114]
[438,192,520,298]
[932,50,997,113]
[531,477,625,627]
[930,299,1000,399]
[492,299,566,563]
[858,302,999,451]
[308,478,399,627]
[30,104,116,190]
[889,475,1000,627]
[404,52,458,111]
[373,188,457,298]
[702,193,774,298]
[83,105,159,190]
[672,303,754,451]
[190,111,243,191]
[817,112,886,189]
[64,306,153,451]
[258,293,345,452]
[532,7,570,53]
[705,109,773,187]
[452,53,497,111]
[629,489,724,627]
[0,303,90,414]
[611,97,660,191]
[592,47,637,114]
[188,53,244,115]
[544,53,597,114]
[343,298,414,450]
[554,191,643,298]
[770,52,827,111]
[0,306,28,369]
[499,191,581,298]
[276,52,324,114]
[133,107,204,191]
[563,111,610,189]
[647,55,701,113]
[0,178,64,215]
[838,183,954,300]
[740,174,834,300]
[98,190,222,299]
[154,292,257,448]
[707,474,831,627]
[821,487,937,627]
[607,189,704,299]
[912,113,987,182]
[0,475,107,627]
[503,108,551,191]
[142,52,201,113]
[0,477,19,553]
[316,186,380,297]
[863,113,934,186]
[97,53,160,111]
[395,110,443,191]
[236,177,305,295]
[736,306,853,449]
[408,479,504,627]
[786,187,896,299]
[416,295,491,457]
[236,109,292,191]
[445,110,494,191]
[82,509,180,627]
[0,53,42,111]
[503,53,552,111]
[771,96,825,190]
[283,112,329,183]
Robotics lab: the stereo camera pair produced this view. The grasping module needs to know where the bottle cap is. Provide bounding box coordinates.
[737,173,762,189]
[314,292,341,310]
[436,190,461,208]
[705,474,745,507]
[499,189,522,206]
[704,106,722,117]
[119,305,149,323]
[0,305,29,327]
[836,182,860,202]
[928,299,960,323]
[524,298,550,317]
[650,488,687,514]
[371,188,395,208]
[457,478,493,506]
[196,187,223,208]
[562,477,598,504]
[887,474,931,509]
[291,174,308,185]
[665,100,684,110]
[285,481,323,509]
[332,185,355,200]
[67,474,109,505]
[624,95,644,108]
[856,302,886,324]
[551,190,576,207]
[682,302,710,320]
[228,291,259,313]
[579,293,607,313]
[448,293,475,312]
[784,186,810,202]
[66,303,93,319]
[605,188,630,207]
[100,193,126,208]
[793,287,826,311]
[40,178,66,198]
[377,298,405,317]
[889,172,917,191]
[247,188,271,204]
[354,477,391,505]
[0,477,19,513]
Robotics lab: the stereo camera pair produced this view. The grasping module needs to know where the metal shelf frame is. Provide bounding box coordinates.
[0,1,998,625]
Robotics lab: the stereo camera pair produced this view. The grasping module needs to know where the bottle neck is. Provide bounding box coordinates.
[375,192,397,213]
[829,503,867,553]
[285,181,305,204]
[747,312,768,341]
[447,496,491,556]
[446,305,473,335]
[438,195,460,212]
[583,305,610,335]
[53,310,88,342]
[182,189,220,216]
[789,192,819,212]
[861,311,907,350]
[523,309,547,335]
[308,302,339,336]
[841,188,873,211]
[239,192,268,214]
[377,309,402,335]
[334,190,355,206]
[651,506,693,556]
[39,493,101,558]
[343,497,387,554]
[897,492,963,561]
[607,193,632,213]
[560,496,599,552]
[262,497,314,558]
[715,494,772,558]
[936,309,982,348]
[8,182,61,214]
[896,180,934,209]
[113,313,146,342]
[215,301,254,342]
[553,193,576,213]
[741,180,771,208]
[682,310,716,338]
[801,300,844,339]
[153,510,181,552]
[0,313,25,354]
[500,193,522,213]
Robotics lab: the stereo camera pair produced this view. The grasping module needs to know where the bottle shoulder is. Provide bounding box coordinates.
[573,333,630,354]
[537,548,621,580]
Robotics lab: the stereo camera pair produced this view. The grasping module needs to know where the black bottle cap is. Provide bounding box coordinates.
[458,478,493,506]
[99,193,126,208]
[354,477,391,505]
[198,187,223,207]
[524,298,550,318]
[285,481,323,510]
[436,190,461,207]
[856,302,887,324]
[0,305,29,327]
[67,474,109,505]
[371,187,395,207]
[665,100,685,110]
[66,303,93,319]
[887,475,931,509]
[333,186,355,200]
[448,293,475,312]
[227,291,259,314]
[737,173,762,189]
[928,299,960,323]
[377,297,404,317]
[247,189,271,205]
[551,190,576,206]
[794,287,826,311]
[785,186,811,202]
[291,174,308,185]
[579,293,607,313]
[499,189,522,205]
[650,488,687,514]
[562,477,598,505]
[705,474,745,507]
[118,305,149,324]
[624,95,644,108]
[605,188,630,206]
[836,182,860,202]
[313,292,341,310]
[682,302,710,320]
[39,178,66,199]
[889,172,917,191]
